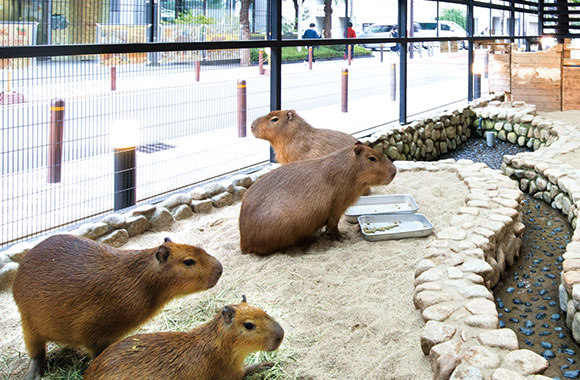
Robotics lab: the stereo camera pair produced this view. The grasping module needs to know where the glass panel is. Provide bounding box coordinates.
[407,46,469,116]
[1,50,270,246]
[281,43,398,136]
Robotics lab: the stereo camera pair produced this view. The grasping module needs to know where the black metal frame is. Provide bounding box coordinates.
[0,0,552,133]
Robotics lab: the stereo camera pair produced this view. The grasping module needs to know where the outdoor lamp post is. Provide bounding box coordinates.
[111,120,139,211]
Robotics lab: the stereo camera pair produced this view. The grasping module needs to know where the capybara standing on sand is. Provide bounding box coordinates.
[251,109,357,164]
[83,296,284,380]
[12,235,222,380]
[239,143,397,255]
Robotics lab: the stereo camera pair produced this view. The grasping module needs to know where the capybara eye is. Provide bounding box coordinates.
[271,117,279,123]
[243,322,256,330]
[368,156,377,162]
[183,259,196,266]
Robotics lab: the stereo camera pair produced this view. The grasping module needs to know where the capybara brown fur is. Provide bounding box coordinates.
[239,143,397,255]
[83,296,284,380]
[251,109,357,164]
[12,234,222,380]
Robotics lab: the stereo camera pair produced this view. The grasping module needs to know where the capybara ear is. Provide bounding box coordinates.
[354,145,363,155]
[286,110,295,121]
[222,305,236,324]
[241,295,247,303]
[164,237,172,243]
[155,246,170,263]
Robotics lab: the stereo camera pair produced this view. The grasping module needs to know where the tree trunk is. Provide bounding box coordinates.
[293,0,299,31]
[323,0,332,38]
[240,0,251,66]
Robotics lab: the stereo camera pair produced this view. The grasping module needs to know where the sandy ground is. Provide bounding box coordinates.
[0,169,468,380]
[538,111,580,169]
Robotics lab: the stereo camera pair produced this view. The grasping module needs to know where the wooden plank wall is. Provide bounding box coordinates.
[510,45,563,112]
[563,41,580,111]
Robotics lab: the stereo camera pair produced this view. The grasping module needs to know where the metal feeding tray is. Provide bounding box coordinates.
[345,194,419,223]
[358,214,434,241]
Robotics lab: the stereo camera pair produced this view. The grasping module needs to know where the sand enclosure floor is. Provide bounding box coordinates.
[0,169,467,380]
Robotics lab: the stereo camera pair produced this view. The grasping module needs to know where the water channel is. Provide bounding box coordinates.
[441,138,580,379]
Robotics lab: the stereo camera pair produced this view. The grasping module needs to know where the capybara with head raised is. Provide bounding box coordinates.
[251,109,357,164]
[12,234,222,380]
[239,143,397,255]
[83,296,284,380]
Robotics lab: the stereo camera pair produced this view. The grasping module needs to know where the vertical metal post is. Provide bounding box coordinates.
[114,147,136,211]
[269,0,282,163]
[390,63,397,101]
[539,0,544,36]
[237,80,247,137]
[48,99,65,183]
[380,44,384,62]
[398,0,407,124]
[195,60,201,81]
[474,73,481,99]
[348,45,352,65]
[341,68,348,113]
[259,49,265,75]
[484,53,489,78]
[467,0,474,102]
[308,47,313,70]
[110,66,117,91]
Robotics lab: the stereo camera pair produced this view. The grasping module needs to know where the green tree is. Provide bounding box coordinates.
[440,8,466,30]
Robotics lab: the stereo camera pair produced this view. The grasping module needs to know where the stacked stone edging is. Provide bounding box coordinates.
[399,159,550,380]
[492,101,580,346]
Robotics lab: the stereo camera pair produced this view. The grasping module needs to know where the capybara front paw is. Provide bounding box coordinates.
[327,229,343,241]
[243,362,274,377]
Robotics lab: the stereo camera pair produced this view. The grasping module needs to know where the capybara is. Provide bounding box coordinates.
[239,143,397,255]
[12,234,222,380]
[83,296,284,380]
[251,109,357,164]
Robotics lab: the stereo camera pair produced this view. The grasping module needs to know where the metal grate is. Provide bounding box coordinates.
[137,142,176,154]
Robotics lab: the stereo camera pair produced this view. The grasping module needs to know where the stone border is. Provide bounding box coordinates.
[403,159,552,380]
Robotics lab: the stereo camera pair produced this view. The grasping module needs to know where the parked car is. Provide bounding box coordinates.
[415,20,468,49]
[359,24,396,50]
[360,23,425,51]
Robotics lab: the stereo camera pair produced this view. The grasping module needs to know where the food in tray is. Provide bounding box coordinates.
[362,221,401,234]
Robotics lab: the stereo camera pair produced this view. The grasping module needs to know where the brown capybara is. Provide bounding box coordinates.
[12,234,222,380]
[251,109,357,164]
[239,143,397,255]
[83,296,284,380]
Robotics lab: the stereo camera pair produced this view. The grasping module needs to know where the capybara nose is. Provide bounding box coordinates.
[210,261,223,287]
[270,323,285,350]
[390,164,397,179]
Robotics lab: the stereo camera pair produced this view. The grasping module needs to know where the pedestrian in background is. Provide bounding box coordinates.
[390,25,400,53]
[303,23,321,62]
[344,22,356,59]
